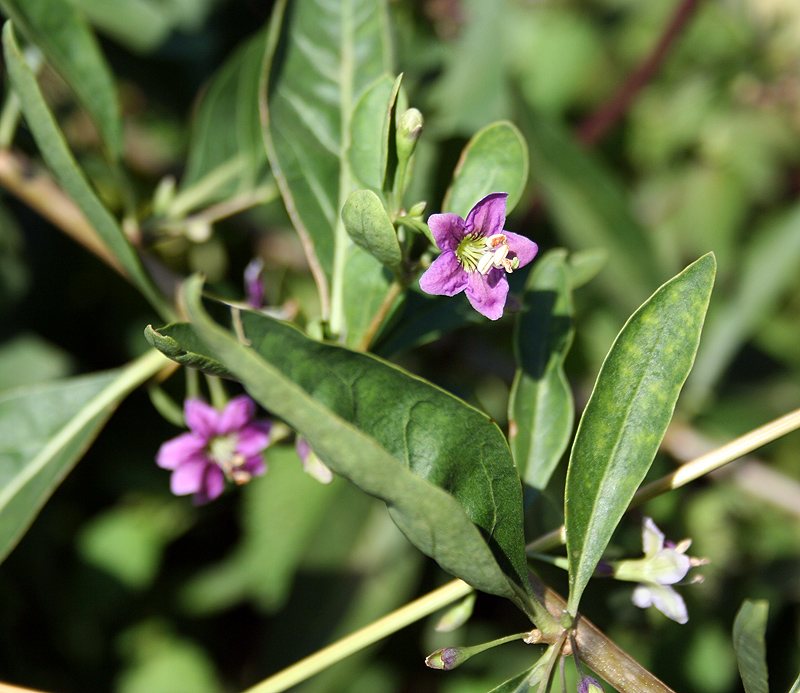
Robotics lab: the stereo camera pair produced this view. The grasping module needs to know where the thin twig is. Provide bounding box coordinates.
[576,0,703,145]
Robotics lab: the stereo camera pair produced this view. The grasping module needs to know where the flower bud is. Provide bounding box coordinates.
[407,201,427,218]
[578,675,604,693]
[396,108,424,161]
[425,646,471,671]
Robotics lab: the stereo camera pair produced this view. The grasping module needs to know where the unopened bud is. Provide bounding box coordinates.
[396,108,424,162]
[407,200,427,218]
[425,646,471,671]
[578,675,604,693]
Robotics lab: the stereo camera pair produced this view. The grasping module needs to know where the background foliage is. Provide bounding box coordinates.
[1,0,799,692]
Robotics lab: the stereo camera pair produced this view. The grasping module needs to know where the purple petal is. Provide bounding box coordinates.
[465,193,507,237]
[237,421,272,456]
[242,455,266,477]
[194,465,226,505]
[504,231,538,268]
[427,213,468,251]
[464,269,509,320]
[218,395,256,434]
[156,433,206,470]
[184,399,220,439]
[170,458,209,495]
[296,438,311,463]
[244,258,265,308]
[419,252,468,296]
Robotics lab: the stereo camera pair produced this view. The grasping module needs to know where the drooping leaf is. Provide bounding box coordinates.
[180,29,275,208]
[0,350,167,565]
[733,600,770,693]
[564,253,716,616]
[0,0,122,159]
[686,200,800,410]
[523,112,658,312]
[342,189,402,269]
[509,249,574,503]
[260,0,392,287]
[2,22,172,320]
[152,280,532,602]
[443,121,529,219]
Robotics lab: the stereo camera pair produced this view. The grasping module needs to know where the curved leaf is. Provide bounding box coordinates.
[509,249,574,502]
[2,22,172,320]
[443,121,529,219]
[0,350,166,565]
[342,189,402,268]
[565,253,716,616]
[0,0,122,159]
[155,281,531,601]
[733,600,770,693]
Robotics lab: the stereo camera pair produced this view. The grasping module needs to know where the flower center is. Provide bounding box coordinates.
[207,434,246,474]
[455,233,519,274]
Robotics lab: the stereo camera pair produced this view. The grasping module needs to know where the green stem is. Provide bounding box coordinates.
[243,579,473,693]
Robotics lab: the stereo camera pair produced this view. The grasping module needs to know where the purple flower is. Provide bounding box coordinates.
[419,193,538,320]
[156,396,272,504]
[295,438,334,484]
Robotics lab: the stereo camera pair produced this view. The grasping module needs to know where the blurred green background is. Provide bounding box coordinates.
[1,0,799,691]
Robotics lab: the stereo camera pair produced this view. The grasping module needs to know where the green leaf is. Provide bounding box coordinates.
[2,22,172,320]
[523,112,658,312]
[487,657,550,693]
[348,74,397,193]
[509,249,574,501]
[733,599,770,693]
[341,244,396,349]
[0,0,122,159]
[144,322,233,379]
[160,280,531,601]
[443,121,529,219]
[564,253,716,615]
[260,0,392,304]
[180,29,274,208]
[342,189,402,268]
[566,248,608,289]
[686,200,800,410]
[0,350,166,565]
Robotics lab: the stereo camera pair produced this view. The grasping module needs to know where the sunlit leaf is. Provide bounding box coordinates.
[0,350,166,565]
[443,121,529,219]
[565,253,716,615]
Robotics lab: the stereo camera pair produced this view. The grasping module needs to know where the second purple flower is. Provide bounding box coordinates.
[419,193,538,320]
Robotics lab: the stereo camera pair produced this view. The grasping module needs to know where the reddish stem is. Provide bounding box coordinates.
[577,0,703,146]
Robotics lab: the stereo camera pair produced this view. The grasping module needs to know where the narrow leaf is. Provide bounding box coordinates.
[565,253,716,615]
[0,350,166,565]
[348,74,395,192]
[733,600,770,693]
[2,22,171,320]
[180,29,274,206]
[342,189,402,268]
[443,121,529,219]
[0,0,122,159]
[260,0,392,280]
[509,249,574,501]
[167,280,531,600]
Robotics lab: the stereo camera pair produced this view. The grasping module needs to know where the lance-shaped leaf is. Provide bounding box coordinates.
[733,600,770,693]
[342,189,402,269]
[443,121,529,219]
[260,0,391,285]
[509,249,574,502]
[564,253,716,616]
[152,280,532,602]
[179,29,275,209]
[2,22,171,320]
[0,350,166,565]
[0,0,122,160]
